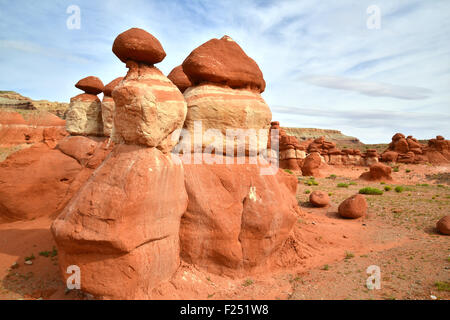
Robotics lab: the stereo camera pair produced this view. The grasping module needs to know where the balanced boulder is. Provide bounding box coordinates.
[75,76,104,95]
[112,28,166,65]
[182,35,265,92]
[167,65,192,93]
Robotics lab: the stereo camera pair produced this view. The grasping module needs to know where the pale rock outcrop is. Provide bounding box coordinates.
[101,77,123,137]
[182,83,271,156]
[112,61,187,153]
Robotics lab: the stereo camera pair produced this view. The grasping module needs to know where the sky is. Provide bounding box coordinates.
[0,0,449,143]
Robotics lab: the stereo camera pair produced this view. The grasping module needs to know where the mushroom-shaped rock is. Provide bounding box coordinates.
[167,65,192,93]
[75,76,104,95]
[182,35,266,92]
[338,194,367,219]
[436,215,450,235]
[112,28,166,65]
[309,191,330,207]
[359,163,392,181]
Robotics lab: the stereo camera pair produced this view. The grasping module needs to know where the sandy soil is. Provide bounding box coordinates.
[0,163,448,300]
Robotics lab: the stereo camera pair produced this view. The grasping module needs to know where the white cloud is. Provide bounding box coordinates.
[302,75,432,100]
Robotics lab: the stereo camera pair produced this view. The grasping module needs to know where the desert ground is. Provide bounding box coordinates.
[1,163,448,300]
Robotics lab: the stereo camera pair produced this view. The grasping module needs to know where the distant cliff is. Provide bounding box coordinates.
[0,91,69,119]
[282,127,364,149]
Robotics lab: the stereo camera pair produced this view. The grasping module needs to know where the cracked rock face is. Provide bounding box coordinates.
[179,157,300,277]
[66,94,103,136]
[112,61,187,152]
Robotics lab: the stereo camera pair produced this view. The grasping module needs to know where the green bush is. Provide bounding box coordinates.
[284,169,293,175]
[304,178,318,186]
[305,189,311,194]
[380,181,386,185]
[349,181,357,186]
[393,167,399,172]
[405,169,411,173]
[328,174,337,180]
[395,186,404,193]
[384,186,392,191]
[337,183,349,188]
[359,187,383,195]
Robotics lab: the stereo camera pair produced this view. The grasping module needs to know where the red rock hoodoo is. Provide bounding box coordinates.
[66,76,104,136]
[381,133,450,164]
[51,28,188,299]
[270,121,306,172]
[359,162,393,181]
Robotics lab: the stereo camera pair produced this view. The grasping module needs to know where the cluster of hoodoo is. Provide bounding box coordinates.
[381,133,450,164]
[49,28,301,298]
[270,121,306,172]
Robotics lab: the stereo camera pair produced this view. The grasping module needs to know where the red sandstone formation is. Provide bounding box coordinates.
[175,37,302,276]
[338,194,367,219]
[359,163,393,181]
[75,76,104,95]
[51,28,188,299]
[112,28,166,64]
[270,121,306,172]
[182,35,266,92]
[0,136,112,222]
[181,159,301,276]
[302,152,322,177]
[0,110,67,148]
[436,215,450,235]
[309,191,330,207]
[381,133,450,164]
[102,77,123,136]
[167,65,192,93]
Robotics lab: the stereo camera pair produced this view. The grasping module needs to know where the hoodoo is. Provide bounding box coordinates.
[51,28,188,299]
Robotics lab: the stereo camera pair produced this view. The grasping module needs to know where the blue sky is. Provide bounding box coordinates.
[0,0,449,143]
